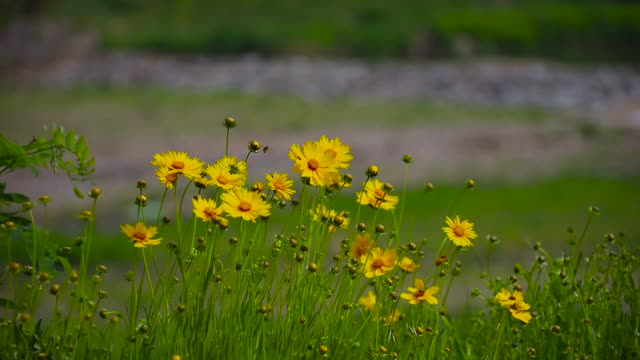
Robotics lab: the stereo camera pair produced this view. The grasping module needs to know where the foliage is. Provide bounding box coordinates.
[0,124,638,359]
[0,128,94,226]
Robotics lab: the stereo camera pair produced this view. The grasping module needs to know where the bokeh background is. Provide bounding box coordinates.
[1,0,639,267]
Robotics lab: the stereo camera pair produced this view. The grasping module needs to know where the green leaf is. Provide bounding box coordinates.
[0,134,27,169]
[73,185,85,199]
[74,136,87,154]
[65,129,76,148]
[51,129,65,147]
[0,192,30,203]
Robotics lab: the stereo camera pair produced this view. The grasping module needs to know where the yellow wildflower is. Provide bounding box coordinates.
[265,172,295,200]
[399,256,419,273]
[192,196,225,222]
[221,187,271,222]
[356,179,399,211]
[361,247,397,278]
[400,279,439,305]
[151,151,203,180]
[120,222,161,248]
[358,291,377,311]
[314,136,353,169]
[442,216,478,247]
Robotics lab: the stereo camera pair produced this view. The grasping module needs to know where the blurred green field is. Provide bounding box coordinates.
[0,87,558,140]
[4,0,640,62]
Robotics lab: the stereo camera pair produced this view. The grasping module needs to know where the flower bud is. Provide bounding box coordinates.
[365,165,379,178]
[2,221,16,230]
[223,117,236,128]
[50,284,60,295]
[136,180,147,189]
[22,202,34,212]
[424,182,435,191]
[135,195,147,207]
[38,195,51,205]
[248,140,261,153]
[89,187,102,199]
[402,154,413,164]
[465,179,476,189]
[308,263,318,273]
[375,224,385,234]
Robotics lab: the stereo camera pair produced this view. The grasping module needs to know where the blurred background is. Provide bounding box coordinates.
[1,0,639,264]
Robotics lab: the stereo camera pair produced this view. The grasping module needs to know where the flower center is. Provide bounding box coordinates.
[325,149,337,158]
[166,173,178,183]
[415,289,425,298]
[274,181,285,191]
[238,201,252,212]
[216,175,229,185]
[453,225,465,237]
[372,258,385,269]
[132,232,146,241]
[171,160,185,170]
[204,207,217,219]
[509,295,516,301]
[307,159,320,170]
[374,189,386,199]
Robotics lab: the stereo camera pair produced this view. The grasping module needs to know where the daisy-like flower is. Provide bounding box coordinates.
[265,172,295,200]
[509,301,532,324]
[358,291,377,311]
[350,233,375,260]
[221,187,271,222]
[151,151,204,180]
[495,288,532,324]
[192,196,225,222]
[442,216,478,247]
[289,141,340,187]
[383,309,402,326]
[155,167,178,189]
[120,222,162,248]
[315,136,353,169]
[205,156,248,190]
[399,256,419,273]
[361,247,397,278]
[356,179,399,211]
[400,279,439,305]
[495,288,525,309]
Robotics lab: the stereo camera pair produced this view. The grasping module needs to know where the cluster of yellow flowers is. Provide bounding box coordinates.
[495,288,533,324]
[288,136,353,188]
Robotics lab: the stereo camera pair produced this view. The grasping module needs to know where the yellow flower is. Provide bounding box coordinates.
[383,309,402,326]
[192,196,225,222]
[221,187,271,222]
[205,156,248,190]
[358,290,377,311]
[311,205,348,233]
[399,256,419,273]
[120,222,161,248]
[290,141,340,187]
[349,233,375,260]
[495,288,532,324]
[495,288,525,309]
[356,179,399,211]
[400,279,439,305]
[442,216,478,247]
[361,247,397,278]
[155,167,178,189]
[265,172,295,200]
[509,302,532,324]
[315,136,353,169]
[151,151,203,180]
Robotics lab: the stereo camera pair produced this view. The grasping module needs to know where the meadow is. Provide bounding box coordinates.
[1,97,639,358]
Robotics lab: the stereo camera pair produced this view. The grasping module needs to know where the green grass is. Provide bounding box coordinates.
[0,87,562,141]
[9,0,640,62]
